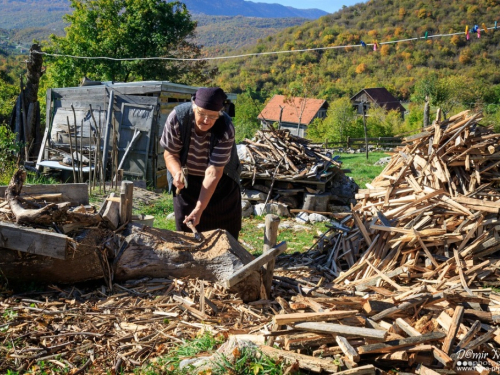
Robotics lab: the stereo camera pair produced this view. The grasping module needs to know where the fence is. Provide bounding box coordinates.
[321,136,404,149]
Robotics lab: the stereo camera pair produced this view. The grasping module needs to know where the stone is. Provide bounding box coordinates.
[166,212,176,220]
[309,213,329,223]
[242,189,267,202]
[253,203,290,217]
[374,156,392,166]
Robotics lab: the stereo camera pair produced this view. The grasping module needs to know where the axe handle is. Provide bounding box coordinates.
[186,220,203,242]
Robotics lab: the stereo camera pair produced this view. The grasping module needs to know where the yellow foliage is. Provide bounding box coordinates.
[368,29,378,38]
[394,27,403,37]
[398,7,406,20]
[406,64,413,71]
[417,8,427,19]
[459,48,472,64]
[401,51,412,60]
[355,63,368,74]
[380,44,391,56]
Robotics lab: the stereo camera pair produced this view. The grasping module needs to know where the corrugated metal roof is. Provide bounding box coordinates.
[351,88,405,113]
[258,95,328,125]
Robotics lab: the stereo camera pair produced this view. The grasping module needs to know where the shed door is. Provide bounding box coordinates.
[114,101,156,180]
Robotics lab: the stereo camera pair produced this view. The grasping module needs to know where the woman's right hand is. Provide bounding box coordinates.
[173,169,185,191]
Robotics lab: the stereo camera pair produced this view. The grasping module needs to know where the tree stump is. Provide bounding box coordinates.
[114,224,261,302]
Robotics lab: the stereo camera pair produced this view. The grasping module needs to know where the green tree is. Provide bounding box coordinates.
[308,97,359,144]
[47,0,215,87]
[233,90,263,144]
[0,78,17,125]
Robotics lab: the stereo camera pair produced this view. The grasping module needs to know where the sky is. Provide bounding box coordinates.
[251,0,365,14]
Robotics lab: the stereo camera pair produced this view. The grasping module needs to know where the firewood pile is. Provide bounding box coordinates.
[239,128,353,212]
[265,110,500,372]
[241,128,341,183]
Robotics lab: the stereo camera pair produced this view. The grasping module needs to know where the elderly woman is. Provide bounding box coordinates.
[160,87,241,239]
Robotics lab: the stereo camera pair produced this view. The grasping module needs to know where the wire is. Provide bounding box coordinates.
[32,26,498,62]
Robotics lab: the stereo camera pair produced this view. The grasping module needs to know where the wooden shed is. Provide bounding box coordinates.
[36,81,237,189]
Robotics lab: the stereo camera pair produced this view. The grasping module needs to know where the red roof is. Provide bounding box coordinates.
[258,95,328,125]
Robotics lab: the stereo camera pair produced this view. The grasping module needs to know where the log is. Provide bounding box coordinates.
[6,169,100,227]
[113,225,261,302]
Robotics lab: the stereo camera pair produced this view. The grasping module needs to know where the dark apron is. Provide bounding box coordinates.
[173,174,242,239]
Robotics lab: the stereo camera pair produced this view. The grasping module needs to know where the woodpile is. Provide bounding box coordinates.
[240,127,350,211]
[268,110,500,372]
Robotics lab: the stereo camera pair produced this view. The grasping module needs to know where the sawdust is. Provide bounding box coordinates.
[142,227,244,260]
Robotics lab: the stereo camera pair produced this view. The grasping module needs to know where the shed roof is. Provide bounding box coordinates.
[351,88,405,113]
[258,95,328,125]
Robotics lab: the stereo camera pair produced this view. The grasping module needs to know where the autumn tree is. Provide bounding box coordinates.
[46,0,216,87]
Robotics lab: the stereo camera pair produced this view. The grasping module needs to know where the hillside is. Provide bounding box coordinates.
[214,0,500,108]
[0,0,324,29]
[181,0,327,18]
[194,16,308,53]
[0,0,312,52]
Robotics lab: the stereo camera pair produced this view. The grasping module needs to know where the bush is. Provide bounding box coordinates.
[0,125,21,185]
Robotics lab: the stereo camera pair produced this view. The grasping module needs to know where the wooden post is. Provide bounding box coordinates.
[25,44,43,159]
[423,96,430,129]
[102,90,114,185]
[66,116,77,183]
[119,181,134,226]
[362,101,368,160]
[262,214,280,298]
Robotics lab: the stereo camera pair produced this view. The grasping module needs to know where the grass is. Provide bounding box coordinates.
[338,151,390,188]
[136,332,291,375]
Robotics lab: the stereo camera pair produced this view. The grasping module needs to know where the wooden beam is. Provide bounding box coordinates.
[272,311,359,326]
[295,322,387,341]
[222,242,287,288]
[0,221,69,259]
[357,332,446,354]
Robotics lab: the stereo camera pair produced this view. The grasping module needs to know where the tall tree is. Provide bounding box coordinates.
[47,0,216,87]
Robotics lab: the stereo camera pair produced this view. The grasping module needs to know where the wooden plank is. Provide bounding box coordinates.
[395,318,421,337]
[441,306,464,354]
[272,311,359,325]
[0,221,69,259]
[0,184,89,205]
[336,335,360,362]
[357,332,446,354]
[222,242,287,288]
[295,322,387,341]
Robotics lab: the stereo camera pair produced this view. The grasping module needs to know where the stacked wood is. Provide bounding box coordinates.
[240,128,346,209]
[241,128,341,183]
[260,110,500,372]
[302,110,500,282]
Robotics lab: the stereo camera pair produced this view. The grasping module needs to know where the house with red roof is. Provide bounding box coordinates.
[257,95,329,137]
